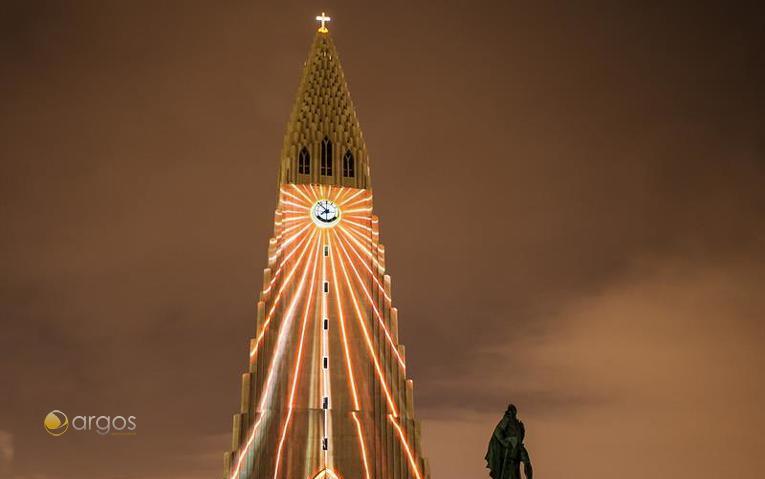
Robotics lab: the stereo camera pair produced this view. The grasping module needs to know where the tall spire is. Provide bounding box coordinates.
[278,28,370,189]
[222,17,431,479]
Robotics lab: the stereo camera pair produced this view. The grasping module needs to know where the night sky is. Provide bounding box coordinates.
[1,1,764,478]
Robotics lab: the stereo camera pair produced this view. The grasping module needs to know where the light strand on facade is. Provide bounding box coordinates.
[330,229,400,417]
[251,229,317,359]
[334,230,406,370]
[320,229,332,464]
[327,235,360,409]
[265,222,311,284]
[230,235,320,479]
[351,412,372,479]
[337,224,387,274]
[388,414,424,479]
[333,226,392,302]
[273,239,322,479]
[328,235,371,476]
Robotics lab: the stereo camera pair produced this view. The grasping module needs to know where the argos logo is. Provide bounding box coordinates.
[43,410,69,436]
[44,410,137,436]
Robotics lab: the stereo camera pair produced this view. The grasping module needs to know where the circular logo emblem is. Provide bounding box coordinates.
[44,410,69,436]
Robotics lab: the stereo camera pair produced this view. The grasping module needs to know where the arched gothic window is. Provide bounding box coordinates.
[343,150,355,178]
[298,147,311,175]
[320,136,333,176]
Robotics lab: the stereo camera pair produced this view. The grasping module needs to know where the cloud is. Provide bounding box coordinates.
[422,258,765,478]
[0,431,12,475]
[0,430,58,479]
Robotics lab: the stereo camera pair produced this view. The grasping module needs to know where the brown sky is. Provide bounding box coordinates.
[1,1,764,478]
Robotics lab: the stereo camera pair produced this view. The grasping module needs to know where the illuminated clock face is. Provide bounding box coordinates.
[312,199,341,227]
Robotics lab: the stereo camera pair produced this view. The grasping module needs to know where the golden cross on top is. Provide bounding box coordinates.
[316,12,331,33]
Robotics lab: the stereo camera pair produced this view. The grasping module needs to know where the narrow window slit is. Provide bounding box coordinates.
[343,150,355,178]
[320,137,333,176]
[298,147,311,175]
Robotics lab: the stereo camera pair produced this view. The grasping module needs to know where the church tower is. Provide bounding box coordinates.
[223,15,430,479]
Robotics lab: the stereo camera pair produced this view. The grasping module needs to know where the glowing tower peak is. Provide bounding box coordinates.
[278,26,370,189]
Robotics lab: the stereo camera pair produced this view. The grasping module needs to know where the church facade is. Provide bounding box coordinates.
[223,17,430,479]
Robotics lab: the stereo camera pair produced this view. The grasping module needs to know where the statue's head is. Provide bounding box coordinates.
[506,403,517,417]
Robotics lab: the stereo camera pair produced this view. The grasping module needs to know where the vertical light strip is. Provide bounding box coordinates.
[320,229,332,466]
[273,238,322,479]
[327,235,360,409]
[334,225,389,299]
[308,184,321,203]
[251,228,317,359]
[328,235,371,479]
[351,412,372,479]
[334,230,406,370]
[333,225,391,302]
[229,233,319,479]
[336,224,386,275]
[388,414,424,479]
[331,229,399,417]
[263,222,312,296]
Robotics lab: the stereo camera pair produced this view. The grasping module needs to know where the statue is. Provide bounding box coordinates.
[485,404,533,479]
